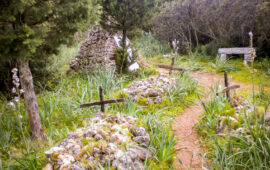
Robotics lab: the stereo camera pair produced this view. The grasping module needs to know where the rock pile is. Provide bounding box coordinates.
[44,114,151,170]
[216,99,270,134]
[68,26,117,73]
[123,74,176,104]
[68,25,138,73]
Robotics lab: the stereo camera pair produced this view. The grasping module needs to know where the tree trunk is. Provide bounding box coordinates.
[188,27,192,55]
[194,30,199,53]
[121,29,127,73]
[122,29,127,50]
[18,59,44,140]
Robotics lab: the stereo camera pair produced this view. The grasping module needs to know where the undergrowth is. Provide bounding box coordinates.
[196,84,270,169]
[0,43,199,169]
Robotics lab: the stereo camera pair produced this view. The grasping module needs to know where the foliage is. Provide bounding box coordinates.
[114,46,138,74]
[153,0,270,58]
[196,82,270,169]
[167,72,199,107]
[0,0,99,92]
[0,0,91,61]
[0,43,200,168]
[209,56,241,72]
[133,33,171,58]
[96,0,156,73]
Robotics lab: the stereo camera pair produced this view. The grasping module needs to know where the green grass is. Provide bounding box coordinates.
[145,53,270,87]
[133,33,171,58]
[0,43,200,169]
[195,83,270,169]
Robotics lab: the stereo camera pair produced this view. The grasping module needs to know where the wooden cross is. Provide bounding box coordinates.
[157,39,182,75]
[157,57,183,75]
[80,86,125,113]
[216,71,240,102]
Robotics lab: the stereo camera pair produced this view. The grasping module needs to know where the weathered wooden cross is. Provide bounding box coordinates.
[80,86,125,113]
[157,39,183,75]
[157,57,183,75]
[216,71,240,102]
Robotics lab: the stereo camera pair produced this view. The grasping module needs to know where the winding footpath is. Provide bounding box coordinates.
[156,67,269,169]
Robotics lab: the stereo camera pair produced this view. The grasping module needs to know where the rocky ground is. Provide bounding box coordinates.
[123,74,176,105]
[44,113,151,170]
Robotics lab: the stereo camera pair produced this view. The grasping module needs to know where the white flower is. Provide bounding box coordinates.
[11,87,16,93]
[18,115,23,119]
[15,77,20,83]
[8,102,15,107]
[11,68,18,73]
[19,89,25,94]
[14,97,20,103]
[248,31,253,36]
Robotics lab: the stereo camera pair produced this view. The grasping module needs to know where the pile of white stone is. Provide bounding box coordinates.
[123,74,176,104]
[44,114,151,170]
[216,100,270,134]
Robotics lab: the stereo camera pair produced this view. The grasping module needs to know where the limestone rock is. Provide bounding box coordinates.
[128,62,140,72]
[42,164,53,170]
[123,74,176,104]
[133,136,150,146]
[44,147,65,158]
[44,113,151,169]
[131,146,152,161]
[132,127,147,137]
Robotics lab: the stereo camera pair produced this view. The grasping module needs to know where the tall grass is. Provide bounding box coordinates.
[209,56,241,72]
[167,72,200,107]
[0,68,123,168]
[133,33,171,58]
[0,39,200,169]
[196,83,270,169]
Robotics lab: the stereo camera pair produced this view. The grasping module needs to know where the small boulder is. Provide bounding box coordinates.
[130,146,151,161]
[83,129,97,138]
[148,90,159,97]
[94,134,104,140]
[154,97,162,104]
[45,147,66,158]
[133,136,150,146]
[132,127,147,137]
[42,164,53,170]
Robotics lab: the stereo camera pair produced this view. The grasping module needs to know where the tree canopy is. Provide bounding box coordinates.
[0,0,91,140]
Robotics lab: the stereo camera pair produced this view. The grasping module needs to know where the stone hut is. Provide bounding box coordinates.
[68,26,117,73]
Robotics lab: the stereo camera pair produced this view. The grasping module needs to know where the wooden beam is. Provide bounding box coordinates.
[157,64,183,71]
[216,85,240,96]
[224,71,229,100]
[99,86,105,112]
[80,98,125,108]
[169,57,175,75]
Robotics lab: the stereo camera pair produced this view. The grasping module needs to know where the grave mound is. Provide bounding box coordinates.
[44,113,151,170]
[123,74,176,104]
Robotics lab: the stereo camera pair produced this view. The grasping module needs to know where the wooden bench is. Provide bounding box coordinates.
[218,47,255,63]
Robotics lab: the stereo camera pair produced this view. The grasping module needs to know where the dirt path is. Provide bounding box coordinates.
[156,67,269,169]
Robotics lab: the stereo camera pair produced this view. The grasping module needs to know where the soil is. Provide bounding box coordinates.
[155,67,269,170]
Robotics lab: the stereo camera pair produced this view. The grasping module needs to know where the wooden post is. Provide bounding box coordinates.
[224,71,230,101]
[80,86,125,111]
[169,57,175,75]
[99,86,105,112]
